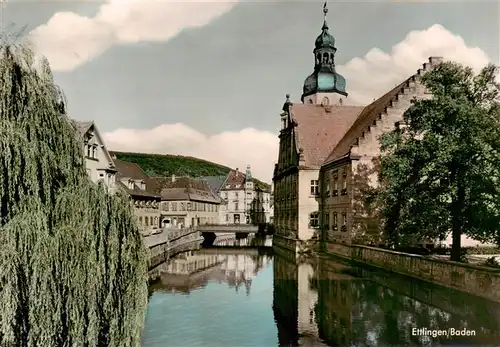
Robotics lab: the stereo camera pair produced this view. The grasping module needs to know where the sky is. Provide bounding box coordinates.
[2,0,499,183]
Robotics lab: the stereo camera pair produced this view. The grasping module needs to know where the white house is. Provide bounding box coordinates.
[72,120,117,190]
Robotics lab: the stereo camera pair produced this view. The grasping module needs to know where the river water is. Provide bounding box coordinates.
[142,240,500,347]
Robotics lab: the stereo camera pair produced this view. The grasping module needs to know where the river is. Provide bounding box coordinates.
[142,240,500,346]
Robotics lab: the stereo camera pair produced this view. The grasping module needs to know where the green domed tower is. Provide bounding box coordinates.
[301,2,348,105]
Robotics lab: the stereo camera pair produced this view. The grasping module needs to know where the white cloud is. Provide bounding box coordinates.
[339,24,492,105]
[103,124,278,183]
[97,24,493,184]
[30,0,239,72]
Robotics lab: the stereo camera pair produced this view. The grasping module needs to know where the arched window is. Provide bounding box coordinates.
[322,53,328,64]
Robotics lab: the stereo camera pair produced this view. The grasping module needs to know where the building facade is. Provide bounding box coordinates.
[153,175,221,228]
[273,4,363,251]
[220,166,256,224]
[272,2,454,252]
[250,187,272,225]
[113,159,162,235]
[73,120,117,190]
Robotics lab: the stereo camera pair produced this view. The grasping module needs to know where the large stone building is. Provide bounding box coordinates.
[113,159,162,234]
[273,2,445,252]
[153,175,221,228]
[73,120,117,190]
[218,166,272,224]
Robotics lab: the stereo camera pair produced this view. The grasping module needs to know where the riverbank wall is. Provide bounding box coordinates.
[325,242,500,303]
[145,228,203,281]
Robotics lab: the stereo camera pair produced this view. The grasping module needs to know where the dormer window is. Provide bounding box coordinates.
[128,180,134,190]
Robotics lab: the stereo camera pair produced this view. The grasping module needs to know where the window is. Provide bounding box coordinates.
[310,180,319,195]
[333,213,338,231]
[171,202,177,211]
[333,178,338,196]
[223,192,228,199]
[86,144,91,158]
[235,192,239,198]
[187,202,191,211]
[225,214,229,221]
[325,212,330,230]
[342,167,347,177]
[341,178,348,196]
[341,212,347,231]
[325,178,330,196]
[138,216,143,224]
[180,202,185,211]
[235,202,239,211]
[309,212,319,228]
[145,217,149,226]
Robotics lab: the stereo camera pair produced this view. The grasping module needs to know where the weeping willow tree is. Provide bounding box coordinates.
[0,42,149,346]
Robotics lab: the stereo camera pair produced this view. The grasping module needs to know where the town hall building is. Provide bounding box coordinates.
[273,2,444,253]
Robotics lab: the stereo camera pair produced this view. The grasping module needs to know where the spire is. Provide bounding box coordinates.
[322,1,329,30]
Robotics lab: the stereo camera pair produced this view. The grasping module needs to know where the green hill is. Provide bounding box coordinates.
[110,151,271,190]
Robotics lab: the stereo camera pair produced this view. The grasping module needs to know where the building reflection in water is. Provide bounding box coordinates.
[273,254,500,346]
[154,249,272,296]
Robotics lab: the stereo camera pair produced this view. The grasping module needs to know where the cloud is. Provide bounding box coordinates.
[339,24,492,105]
[30,0,239,72]
[103,124,278,183]
[100,24,492,185]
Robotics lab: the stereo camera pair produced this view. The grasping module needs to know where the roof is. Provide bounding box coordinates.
[152,176,221,203]
[114,159,150,180]
[114,159,160,199]
[200,175,227,193]
[290,103,363,169]
[323,79,410,165]
[220,169,246,190]
[71,120,94,135]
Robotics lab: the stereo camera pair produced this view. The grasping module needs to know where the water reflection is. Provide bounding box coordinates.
[273,255,500,346]
[144,245,500,347]
[152,249,273,295]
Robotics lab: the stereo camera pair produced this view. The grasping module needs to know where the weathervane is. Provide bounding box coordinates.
[322,1,329,29]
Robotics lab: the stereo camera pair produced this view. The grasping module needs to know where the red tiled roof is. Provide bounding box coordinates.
[114,159,160,198]
[220,169,246,190]
[290,104,363,169]
[323,79,410,165]
[151,176,220,203]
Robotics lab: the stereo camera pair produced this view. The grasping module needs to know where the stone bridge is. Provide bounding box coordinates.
[197,224,258,233]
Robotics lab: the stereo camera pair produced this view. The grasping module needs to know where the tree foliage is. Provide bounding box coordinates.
[112,151,272,191]
[377,62,500,261]
[0,43,148,346]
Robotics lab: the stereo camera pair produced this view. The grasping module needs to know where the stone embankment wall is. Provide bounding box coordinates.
[146,228,203,281]
[326,242,500,303]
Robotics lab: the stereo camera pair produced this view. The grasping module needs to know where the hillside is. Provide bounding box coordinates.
[110,151,271,191]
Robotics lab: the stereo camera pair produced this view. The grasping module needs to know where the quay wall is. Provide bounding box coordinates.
[146,229,203,281]
[326,242,500,303]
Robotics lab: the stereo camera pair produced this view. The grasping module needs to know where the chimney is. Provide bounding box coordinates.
[429,56,444,66]
[171,174,176,182]
[235,168,239,175]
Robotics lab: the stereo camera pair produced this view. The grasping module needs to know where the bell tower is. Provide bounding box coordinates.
[301,1,348,106]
